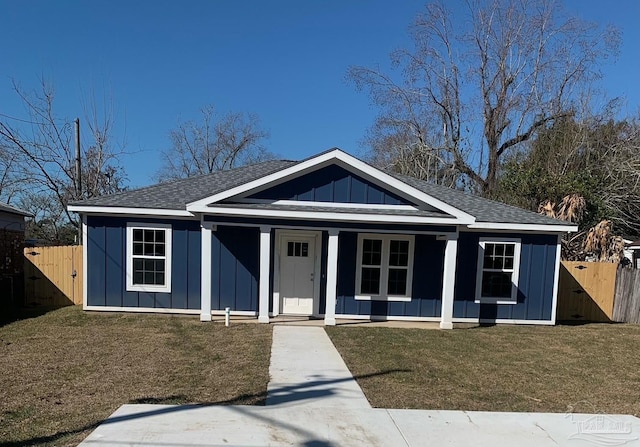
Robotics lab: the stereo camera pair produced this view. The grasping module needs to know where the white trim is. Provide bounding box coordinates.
[440,235,458,329]
[258,226,271,323]
[467,222,577,233]
[474,237,521,304]
[336,314,442,322]
[324,229,339,326]
[206,220,457,236]
[191,205,464,225]
[82,215,88,308]
[354,233,415,301]
[550,233,562,324]
[125,222,172,294]
[274,230,322,317]
[211,310,257,316]
[200,222,213,321]
[68,205,193,217]
[84,306,201,315]
[451,317,555,326]
[237,198,419,211]
[335,314,555,326]
[186,149,475,223]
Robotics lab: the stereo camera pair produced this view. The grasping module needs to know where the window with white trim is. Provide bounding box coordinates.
[475,238,521,304]
[126,223,172,293]
[355,234,414,301]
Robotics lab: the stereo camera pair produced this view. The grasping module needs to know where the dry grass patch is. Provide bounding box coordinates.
[326,324,640,415]
[0,306,272,446]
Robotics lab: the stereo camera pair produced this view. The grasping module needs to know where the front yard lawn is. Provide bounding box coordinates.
[0,306,272,447]
[327,324,640,415]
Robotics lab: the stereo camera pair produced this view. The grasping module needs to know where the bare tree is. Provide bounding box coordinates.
[0,79,126,241]
[350,0,620,195]
[157,104,273,181]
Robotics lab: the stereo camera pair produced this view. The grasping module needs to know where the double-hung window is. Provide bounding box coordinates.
[355,234,414,301]
[475,238,521,304]
[126,223,172,293]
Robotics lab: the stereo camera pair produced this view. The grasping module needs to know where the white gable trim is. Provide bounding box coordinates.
[185,149,475,223]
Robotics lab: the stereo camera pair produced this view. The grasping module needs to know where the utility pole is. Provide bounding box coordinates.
[75,118,82,244]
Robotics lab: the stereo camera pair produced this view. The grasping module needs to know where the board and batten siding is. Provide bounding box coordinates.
[453,232,558,321]
[86,216,201,309]
[335,232,445,317]
[211,225,260,312]
[247,164,412,205]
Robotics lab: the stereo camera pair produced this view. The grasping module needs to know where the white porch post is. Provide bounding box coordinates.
[258,226,271,323]
[550,233,562,325]
[200,222,213,322]
[324,229,339,326]
[440,234,458,329]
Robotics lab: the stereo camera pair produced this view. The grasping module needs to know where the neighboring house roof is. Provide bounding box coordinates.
[0,202,33,217]
[69,149,575,231]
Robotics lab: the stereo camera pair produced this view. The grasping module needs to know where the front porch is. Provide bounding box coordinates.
[198,222,460,329]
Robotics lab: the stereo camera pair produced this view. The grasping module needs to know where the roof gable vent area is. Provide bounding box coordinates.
[236,163,435,209]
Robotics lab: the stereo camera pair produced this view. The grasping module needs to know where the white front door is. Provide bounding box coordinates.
[280,234,317,315]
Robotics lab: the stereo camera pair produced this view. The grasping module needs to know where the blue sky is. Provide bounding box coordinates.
[1,0,638,188]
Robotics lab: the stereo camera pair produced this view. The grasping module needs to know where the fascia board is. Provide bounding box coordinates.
[67,205,194,217]
[467,222,578,233]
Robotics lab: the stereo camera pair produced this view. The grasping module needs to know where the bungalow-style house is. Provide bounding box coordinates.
[68,148,576,328]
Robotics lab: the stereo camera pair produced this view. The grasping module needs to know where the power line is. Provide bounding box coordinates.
[0,112,59,126]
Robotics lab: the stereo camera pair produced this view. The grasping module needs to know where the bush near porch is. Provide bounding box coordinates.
[327,324,640,415]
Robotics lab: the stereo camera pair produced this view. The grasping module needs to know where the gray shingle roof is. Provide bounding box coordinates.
[388,172,568,226]
[71,155,570,227]
[71,160,297,210]
[0,202,32,217]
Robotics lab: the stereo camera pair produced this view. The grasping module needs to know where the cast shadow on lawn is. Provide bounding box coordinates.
[4,369,408,447]
[0,305,60,329]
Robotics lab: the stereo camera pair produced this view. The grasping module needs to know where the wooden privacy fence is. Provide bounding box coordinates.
[24,245,83,306]
[556,261,618,322]
[613,268,640,323]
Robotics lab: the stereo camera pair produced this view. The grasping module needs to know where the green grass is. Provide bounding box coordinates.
[0,306,272,447]
[327,324,640,415]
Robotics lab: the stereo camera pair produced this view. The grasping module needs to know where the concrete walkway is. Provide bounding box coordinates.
[80,325,640,446]
[266,325,370,408]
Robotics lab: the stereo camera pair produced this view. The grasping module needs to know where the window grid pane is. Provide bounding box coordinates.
[387,268,407,295]
[389,240,409,266]
[481,271,512,298]
[361,267,381,294]
[362,239,382,266]
[483,243,515,271]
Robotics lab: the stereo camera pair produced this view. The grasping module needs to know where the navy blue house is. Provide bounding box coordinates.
[68,149,576,327]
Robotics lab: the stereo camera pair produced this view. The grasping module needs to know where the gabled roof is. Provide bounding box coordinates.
[71,160,296,211]
[0,202,33,217]
[68,148,576,232]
